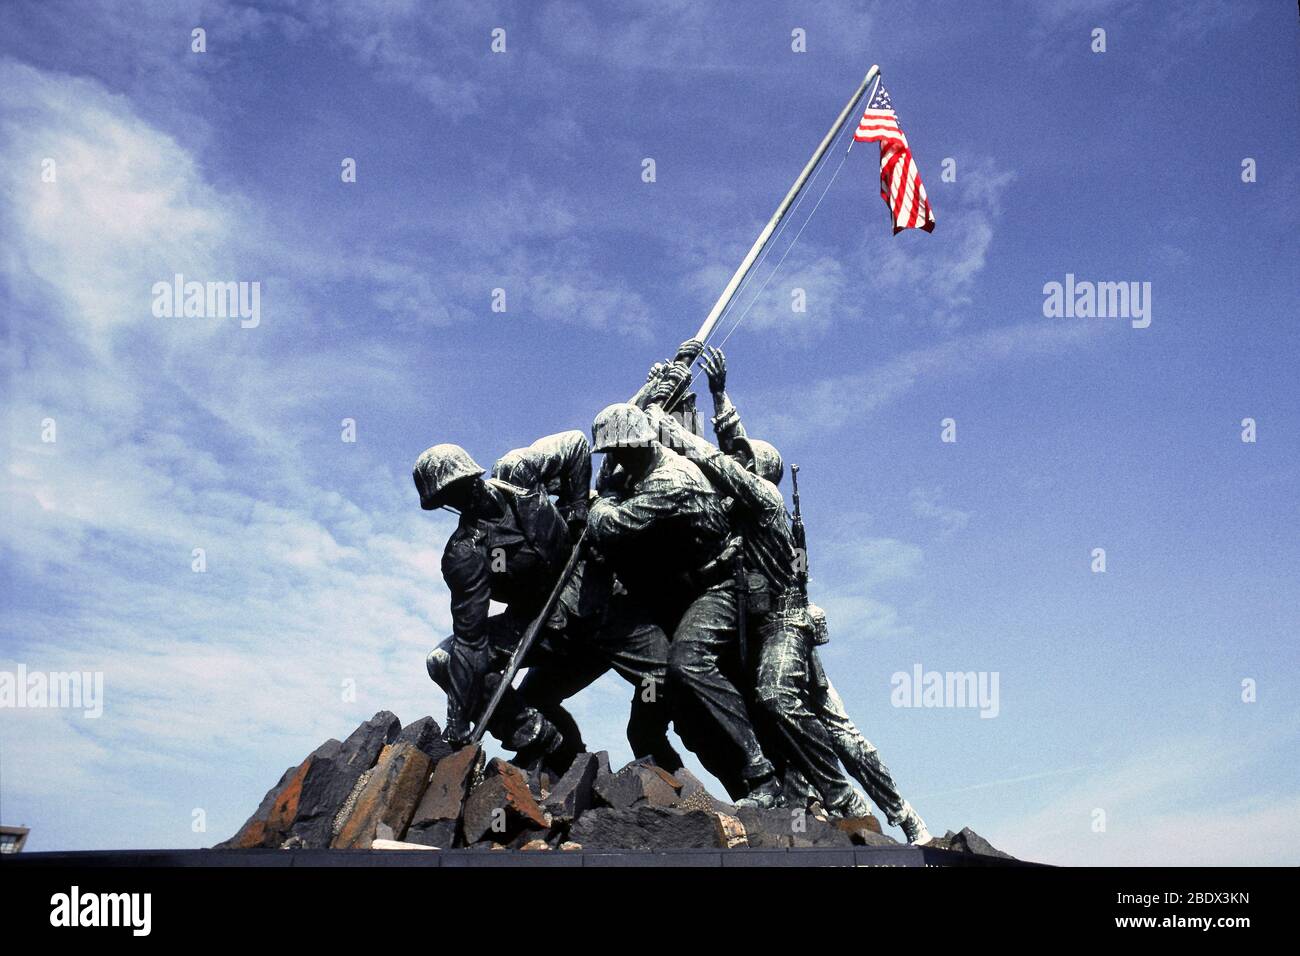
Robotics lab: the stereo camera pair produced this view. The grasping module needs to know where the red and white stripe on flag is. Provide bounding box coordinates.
[854,81,935,234]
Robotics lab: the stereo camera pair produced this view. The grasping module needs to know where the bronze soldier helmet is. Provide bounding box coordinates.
[591,403,656,453]
[412,444,485,510]
[734,437,784,486]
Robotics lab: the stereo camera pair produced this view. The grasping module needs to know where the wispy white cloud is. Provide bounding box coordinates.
[0,62,240,347]
[672,148,1016,355]
[802,514,923,644]
[688,243,851,343]
[295,0,492,119]
[868,157,1017,330]
[0,58,463,848]
[1,0,497,124]
[909,486,970,537]
[1021,0,1257,82]
[992,730,1300,866]
[753,318,1100,444]
[538,0,745,72]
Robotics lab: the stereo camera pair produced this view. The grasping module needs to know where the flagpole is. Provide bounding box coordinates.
[691,64,880,345]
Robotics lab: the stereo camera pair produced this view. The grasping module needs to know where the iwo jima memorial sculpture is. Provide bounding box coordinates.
[221,66,1020,863]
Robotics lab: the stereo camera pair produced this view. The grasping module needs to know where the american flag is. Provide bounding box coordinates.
[854,80,935,234]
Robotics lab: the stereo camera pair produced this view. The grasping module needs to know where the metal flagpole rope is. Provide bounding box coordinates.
[688,65,881,346]
[708,113,862,356]
[703,77,870,344]
[691,70,880,374]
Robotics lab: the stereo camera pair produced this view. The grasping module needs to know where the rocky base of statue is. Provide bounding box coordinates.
[217,711,1016,859]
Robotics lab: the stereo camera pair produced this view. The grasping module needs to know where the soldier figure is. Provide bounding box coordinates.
[495,437,683,772]
[644,403,872,819]
[689,343,934,844]
[417,431,681,774]
[585,401,784,808]
[413,432,587,771]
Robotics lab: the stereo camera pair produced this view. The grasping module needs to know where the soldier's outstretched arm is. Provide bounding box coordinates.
[700,346,748,453]
[627,362,667,408]
[646,406,781,525]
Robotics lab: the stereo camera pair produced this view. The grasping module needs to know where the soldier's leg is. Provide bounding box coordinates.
[516,638,609,769]
[425,630,492,744]
[812,662,931,842]
[591,596,682,772]
[753,612,865,816]
[667,586,778,801]
[739,629,811,808]
[747,693,810,809]
[811,673,902,819]
[428,614,569,762]
[626,692,683,773]
[430,650,557,754]
[425,635,455,691]
[669,680,747,799]
[781,764,818,812]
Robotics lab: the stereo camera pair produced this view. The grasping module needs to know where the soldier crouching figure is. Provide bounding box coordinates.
[416,431,681,776]
[414,435,585,774]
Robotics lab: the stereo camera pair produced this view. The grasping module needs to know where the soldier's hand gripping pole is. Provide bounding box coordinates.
[469,529,588,745]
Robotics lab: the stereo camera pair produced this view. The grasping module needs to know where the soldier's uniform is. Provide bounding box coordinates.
[586,405,778,801]
[652,408,866,815]
[513,561,683,773]
[703,386,931,839]
[498,433,682,771]
[424,431,681,771]
[799,660,908,825]
[417,432,585,764]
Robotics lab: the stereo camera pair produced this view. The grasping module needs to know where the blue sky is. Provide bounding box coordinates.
[1,0,1296,863]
